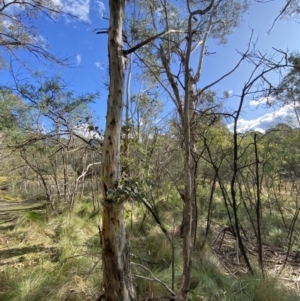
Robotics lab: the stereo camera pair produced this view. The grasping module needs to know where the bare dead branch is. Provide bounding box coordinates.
[132,262,176,296]
[268,0,293,33]
[123,29,186,56]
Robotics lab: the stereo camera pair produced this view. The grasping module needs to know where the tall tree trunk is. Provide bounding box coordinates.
[101,0,136,300]
[178,18,196,298]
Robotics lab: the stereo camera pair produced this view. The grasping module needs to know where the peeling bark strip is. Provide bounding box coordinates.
[100,0,136,300]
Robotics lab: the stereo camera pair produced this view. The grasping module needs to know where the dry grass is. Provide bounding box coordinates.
[0,194,300,301]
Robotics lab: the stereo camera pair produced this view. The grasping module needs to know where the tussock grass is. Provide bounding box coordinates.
[246,277,299,301]
[188,260,300,301]
[0,267,49,301]
[0,200,102,301]
[0,260,102,301]
[1,196,300,301]
[127,198,300,300]
[143,227,174,265]
[133,265,180,298]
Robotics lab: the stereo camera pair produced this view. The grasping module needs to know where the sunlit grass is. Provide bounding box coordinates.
[0,199,103,301]
[1,192,300,301]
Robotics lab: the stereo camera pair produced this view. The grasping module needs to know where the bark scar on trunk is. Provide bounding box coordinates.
[103,183,108,194]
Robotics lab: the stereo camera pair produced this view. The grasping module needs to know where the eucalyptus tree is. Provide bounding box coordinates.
[273,53,300,125]
[100,1,177,300]
[0,88,30,190]
[0,0,86,69]
[9,76,98,209]
[269,0,300,30]
[100,0,297,298]
[126,0,249,299]
[0,88,28,131]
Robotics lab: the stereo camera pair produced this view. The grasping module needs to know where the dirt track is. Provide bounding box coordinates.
[0,200,46,224]
[0,200,46,210]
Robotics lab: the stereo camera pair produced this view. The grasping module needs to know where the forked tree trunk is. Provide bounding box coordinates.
[178,84,197,301]
[100,0,136,300]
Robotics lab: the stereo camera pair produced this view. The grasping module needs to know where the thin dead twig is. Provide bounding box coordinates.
[132,262,176,296]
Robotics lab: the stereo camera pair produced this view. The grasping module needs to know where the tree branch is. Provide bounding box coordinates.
[268,0,293,34]
[123,29,185,56]
[132,262,176,296]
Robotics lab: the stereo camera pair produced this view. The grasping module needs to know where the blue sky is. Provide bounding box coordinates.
[0,0,299,133]
[198,1,300,132]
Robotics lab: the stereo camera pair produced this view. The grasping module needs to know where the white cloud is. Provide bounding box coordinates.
[33,34,47,46]
[96,1,106,17]
[223,90,233,98]
[76,54,81,65]
[95,62,103,69]
[227,104,298,133]
[54,0,91,22]
[3,0,91,24]
[74,124,103,140]
[249,96,276,107]
[2,19,13,30]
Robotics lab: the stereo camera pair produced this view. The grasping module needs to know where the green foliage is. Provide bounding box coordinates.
[0,0,67,68]
[106,177,150,204]
[16,76,98,130]
[0,89,28,131]
[273,53,300,127]
[0,76,101,209]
